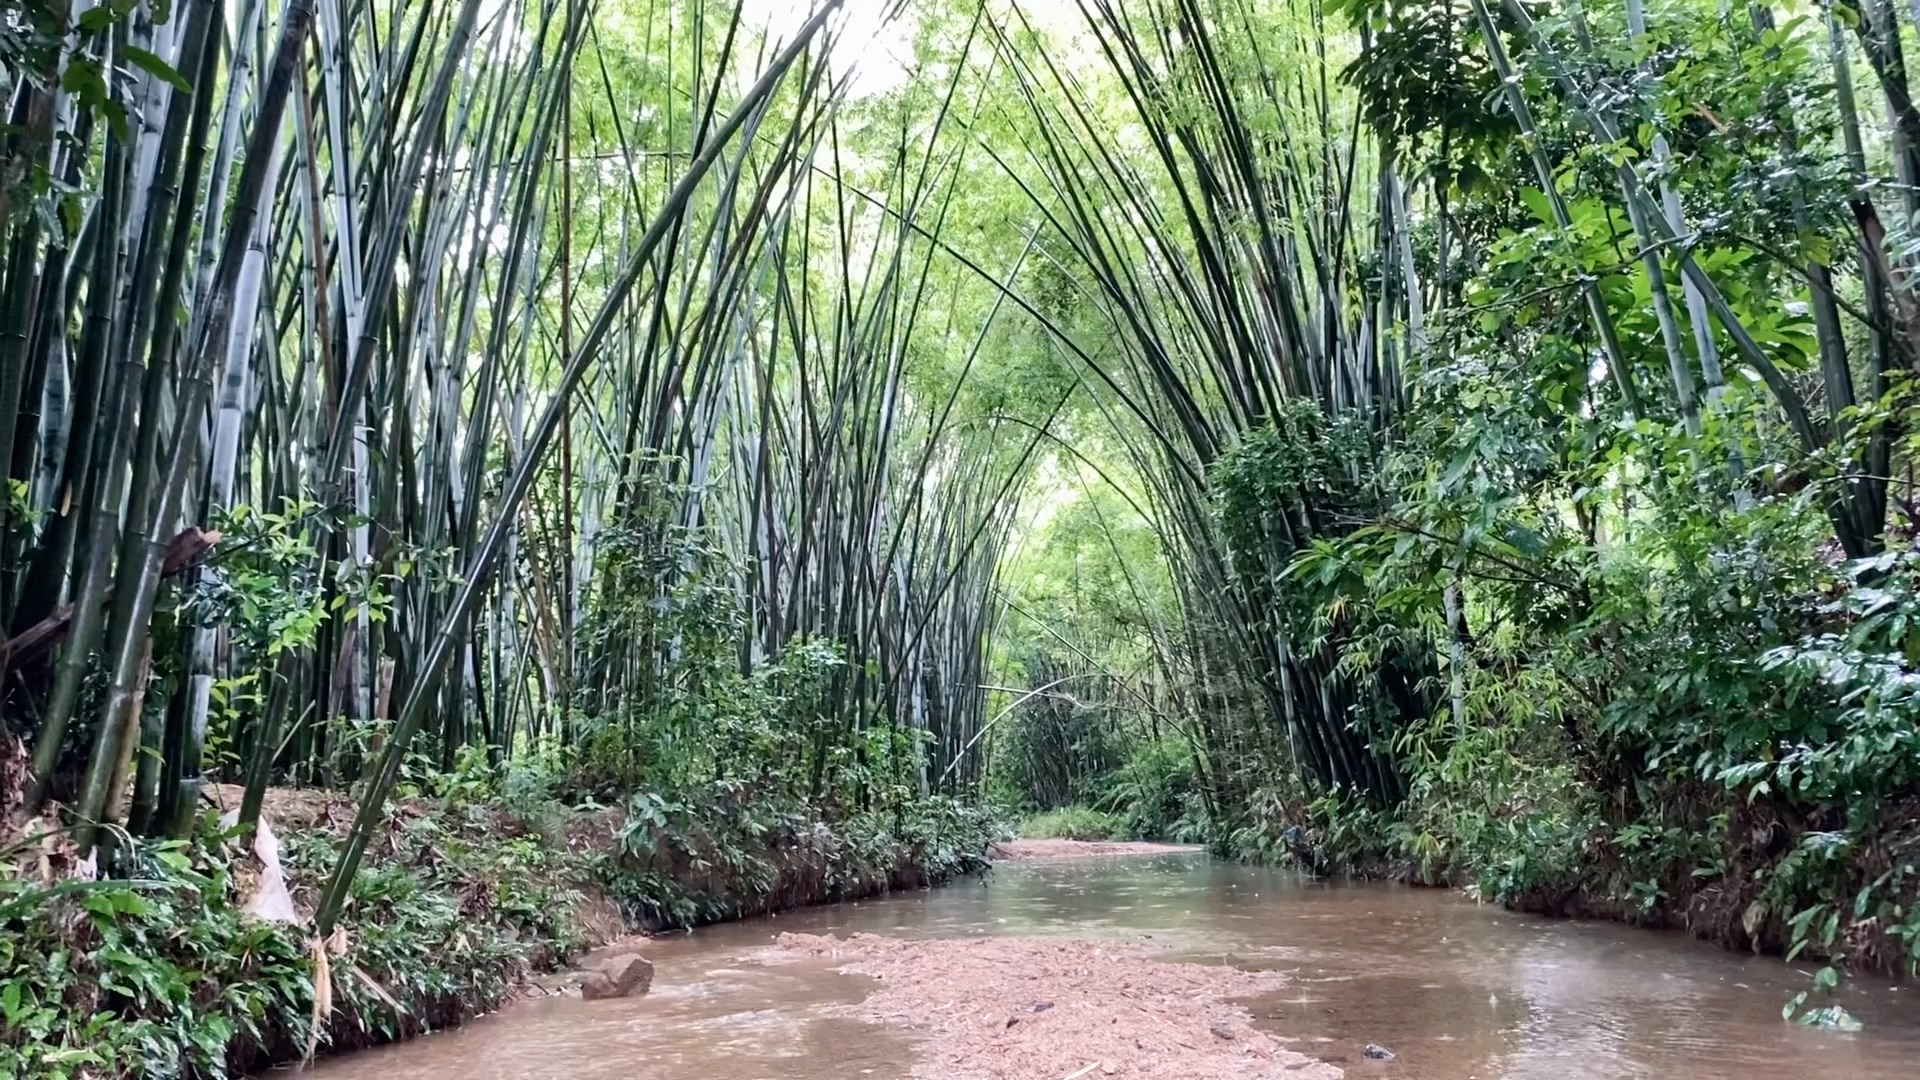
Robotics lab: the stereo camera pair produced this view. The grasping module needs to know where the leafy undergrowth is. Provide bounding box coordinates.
[0,789,997,1079]
[592,788,998,929]
[1216,774,1920,1010]
[1016,805,1125,842]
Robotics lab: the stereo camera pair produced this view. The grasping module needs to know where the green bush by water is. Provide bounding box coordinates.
[0,781,999,1078]
[1018,805,1125,841]
[0,806,586,1080]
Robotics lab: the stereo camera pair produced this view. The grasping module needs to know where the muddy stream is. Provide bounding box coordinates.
[300,847,1920,1079]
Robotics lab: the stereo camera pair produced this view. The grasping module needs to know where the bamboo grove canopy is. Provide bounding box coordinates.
[3,0,1916,920]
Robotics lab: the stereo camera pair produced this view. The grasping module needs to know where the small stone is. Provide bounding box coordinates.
[1210,1022,1235,1041]
[1363,1043,1395,1061]
[581,954,655,1000]
[1032,1001,1055,1013]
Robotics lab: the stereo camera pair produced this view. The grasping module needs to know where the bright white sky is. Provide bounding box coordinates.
[734,0,1103,543]
[738,0,1088,99]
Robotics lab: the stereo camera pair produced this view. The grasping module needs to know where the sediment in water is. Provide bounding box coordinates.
[775,931,1343,1080]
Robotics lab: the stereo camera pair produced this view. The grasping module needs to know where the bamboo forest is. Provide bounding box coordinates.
[10,0,1920,1074]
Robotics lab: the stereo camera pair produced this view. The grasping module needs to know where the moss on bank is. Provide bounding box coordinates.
[0,789,996,1079]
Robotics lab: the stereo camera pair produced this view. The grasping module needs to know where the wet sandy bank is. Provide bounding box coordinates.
[775,931,1341,1079]
[988,838,1204,860]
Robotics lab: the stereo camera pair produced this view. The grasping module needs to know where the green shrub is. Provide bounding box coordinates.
[599,786,999,929]
[1018,805,1124,840]
[1,801,595,1079]
[1098,738,1210,842]
[0,825,310,1080]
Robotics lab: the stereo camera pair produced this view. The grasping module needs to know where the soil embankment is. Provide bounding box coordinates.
[776,932,1340,1080]
[3,782,994,1076]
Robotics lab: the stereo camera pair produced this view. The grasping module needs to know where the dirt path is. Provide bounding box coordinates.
[775,932,1341,1079]
[988,838,1204,860]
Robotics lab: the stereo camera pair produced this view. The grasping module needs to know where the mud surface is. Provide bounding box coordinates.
[775,932,1339,1079]
[988,838,1204,860]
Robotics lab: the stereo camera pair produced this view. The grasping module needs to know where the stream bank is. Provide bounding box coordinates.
[1258,786,1920,980]
[0,785,994,1078]
[302,845,1920,1080]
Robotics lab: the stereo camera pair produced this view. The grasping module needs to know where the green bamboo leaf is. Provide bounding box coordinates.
[123,47,192,93]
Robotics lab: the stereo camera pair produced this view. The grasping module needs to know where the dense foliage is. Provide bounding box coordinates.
[1,0,1023,912]
[0,779,994,1077]
[972,0,1920,1024]
[10,0,1920,1067]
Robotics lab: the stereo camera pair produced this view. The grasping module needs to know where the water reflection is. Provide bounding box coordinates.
[301,851,1920,1079]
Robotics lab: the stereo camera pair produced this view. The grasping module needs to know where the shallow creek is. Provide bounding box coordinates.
[301,849,1920,1078]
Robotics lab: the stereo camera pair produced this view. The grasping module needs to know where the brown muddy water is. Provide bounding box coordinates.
[300,849,1920,1079]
